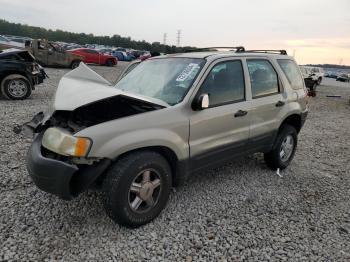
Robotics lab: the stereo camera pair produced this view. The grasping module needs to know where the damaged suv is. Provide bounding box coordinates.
[26,48,308,227]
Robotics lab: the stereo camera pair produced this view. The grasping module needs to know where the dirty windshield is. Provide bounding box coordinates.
[115,58,205,105]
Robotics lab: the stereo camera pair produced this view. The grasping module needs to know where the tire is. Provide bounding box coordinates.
[264,125,298,170]
[311,82,317,92]
[1,74,32,100]
[71,60,81,69]
[103,150,172,228]
[106,59,114,67]
[317,77,322,85]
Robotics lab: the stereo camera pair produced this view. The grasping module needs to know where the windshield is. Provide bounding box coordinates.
[115,58,205,105]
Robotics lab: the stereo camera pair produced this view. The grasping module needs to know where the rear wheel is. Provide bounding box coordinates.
[264,125,298,170]
[71,60,81,69]
[317,77,322,85]
[1,74,32,100]
[103,151,172,227]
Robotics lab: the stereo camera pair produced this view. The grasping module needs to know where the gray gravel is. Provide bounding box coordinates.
[0,65,350,261]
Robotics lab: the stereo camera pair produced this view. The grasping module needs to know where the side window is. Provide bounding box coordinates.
[200,60,245,106]
[85,49,97,54]
[247,60,279,98]
[278,59,304,89]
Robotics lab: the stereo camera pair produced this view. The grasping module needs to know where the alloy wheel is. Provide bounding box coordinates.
[280,135,294,162]
[8,79,27,98]
[128,169,162,213]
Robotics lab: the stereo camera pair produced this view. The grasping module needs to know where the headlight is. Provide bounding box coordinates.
[42,128,92,157]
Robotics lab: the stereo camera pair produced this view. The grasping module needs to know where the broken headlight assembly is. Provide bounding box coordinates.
[42,127,92,157]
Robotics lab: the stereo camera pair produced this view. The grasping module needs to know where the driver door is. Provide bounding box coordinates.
[35,41,49,65]
[189,59,251,171]
[47,44,66,66]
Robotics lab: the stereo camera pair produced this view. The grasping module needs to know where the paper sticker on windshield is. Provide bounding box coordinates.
[176,63,200,82]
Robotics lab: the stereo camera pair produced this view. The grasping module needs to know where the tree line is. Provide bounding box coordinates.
[0,19,196,53]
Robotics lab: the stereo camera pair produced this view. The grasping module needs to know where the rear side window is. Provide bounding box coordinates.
[200,60,245,106]
[278,60,304,89]
[247,59,279,98]
[85,49,98,54]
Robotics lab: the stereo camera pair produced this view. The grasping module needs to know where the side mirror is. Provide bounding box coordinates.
[192,94,209,110]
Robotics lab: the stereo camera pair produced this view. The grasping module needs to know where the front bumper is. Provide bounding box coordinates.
[26,133,111,200]
[26,133,79,199]
[31,68,47,87]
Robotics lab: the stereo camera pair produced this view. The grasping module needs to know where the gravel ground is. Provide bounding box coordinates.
[0,65,350,261]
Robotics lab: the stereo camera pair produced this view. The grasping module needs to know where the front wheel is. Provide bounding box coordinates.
[264,125,298,170]
[106,59,114,67]
[1,74,32,100]
[317,77,322,85]
[103,151,172,228]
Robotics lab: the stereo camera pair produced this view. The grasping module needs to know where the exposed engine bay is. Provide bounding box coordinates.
[31,95,165,134]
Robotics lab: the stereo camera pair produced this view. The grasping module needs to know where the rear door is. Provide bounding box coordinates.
[189,58,251,171]
[244,58,285,151]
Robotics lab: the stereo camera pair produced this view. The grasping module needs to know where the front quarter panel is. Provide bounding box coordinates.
[75,106,189,161]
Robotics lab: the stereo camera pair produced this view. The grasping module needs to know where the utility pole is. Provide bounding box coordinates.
[176,30,181,47]
[339,58,343,65]
[163,33,167,45]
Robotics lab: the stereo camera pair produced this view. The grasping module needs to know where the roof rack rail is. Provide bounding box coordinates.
[184,46,245,53]
[244,49,288,55]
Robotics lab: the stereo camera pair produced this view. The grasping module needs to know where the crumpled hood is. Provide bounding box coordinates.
[54,63,169,111]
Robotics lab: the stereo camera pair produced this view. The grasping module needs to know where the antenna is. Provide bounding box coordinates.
[163,33,167,45]
[176,30,181,47]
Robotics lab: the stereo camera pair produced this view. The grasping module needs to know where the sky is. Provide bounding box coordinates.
[0,0,349,65]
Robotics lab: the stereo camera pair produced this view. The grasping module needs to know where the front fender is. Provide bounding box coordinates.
[83,128,189,161]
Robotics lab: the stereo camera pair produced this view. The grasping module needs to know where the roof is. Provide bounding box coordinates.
[155,51,293,61]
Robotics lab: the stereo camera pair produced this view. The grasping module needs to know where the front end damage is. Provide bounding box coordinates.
[24,64,166,199]
[27,132,111,200]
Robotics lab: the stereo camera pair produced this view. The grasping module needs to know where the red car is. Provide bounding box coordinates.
[67,48,117,66]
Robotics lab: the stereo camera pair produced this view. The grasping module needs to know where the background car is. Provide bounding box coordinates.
[336,73,350,82]
[0,49,47,100]
[300,66,324,85]
[67,48,117,66]
[300,66,318,96]
[111,50,134,61]
[324,71,338,79]
[97,48,113,55]
[139,51,161,61]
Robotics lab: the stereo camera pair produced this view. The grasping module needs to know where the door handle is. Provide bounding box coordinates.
[234,110,248,117]
[275,101,285,107]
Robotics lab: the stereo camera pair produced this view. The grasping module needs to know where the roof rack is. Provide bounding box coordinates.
[184,46,245,53]
[244,49,288,55]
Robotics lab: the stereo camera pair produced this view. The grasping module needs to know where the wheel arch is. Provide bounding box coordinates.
[279,113,302,133]
[0,71,32,85]
[110,146,188,187]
